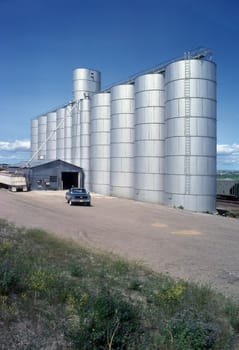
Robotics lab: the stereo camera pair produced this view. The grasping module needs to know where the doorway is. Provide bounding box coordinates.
[61,172,79,189]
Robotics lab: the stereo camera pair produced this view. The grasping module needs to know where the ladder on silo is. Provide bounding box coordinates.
[184,58,191,195]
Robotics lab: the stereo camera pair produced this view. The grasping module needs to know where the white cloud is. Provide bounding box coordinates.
[217,144,239,155]
[0,139,30,151]
[217,143,239,169]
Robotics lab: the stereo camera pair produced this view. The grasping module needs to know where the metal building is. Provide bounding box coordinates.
[90,92,111,195]
[26,159,84,190]
[135,73,165,203]
[110,84,135,199]
[165,59,217,212]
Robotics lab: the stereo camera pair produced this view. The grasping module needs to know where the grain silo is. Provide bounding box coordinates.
[56,107,65,160]
[38,115,47,160]
[64,104,73,163]
[71,101,81,166]
[31,118,38,161]
[135,73,165,203]
[110,84,135,199]
[165,58,217,212]
[90,92,111,195]
[73,68,101,101]
[46,111,57,161]
[80,98,91,189]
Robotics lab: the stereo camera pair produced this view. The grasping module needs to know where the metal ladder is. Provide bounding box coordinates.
[184,59,191,195]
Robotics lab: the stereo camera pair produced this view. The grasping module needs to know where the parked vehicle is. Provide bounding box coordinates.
[65,187,91,206]
[0,171,28,192]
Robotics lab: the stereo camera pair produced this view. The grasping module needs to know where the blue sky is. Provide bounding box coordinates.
[0,0,238,169]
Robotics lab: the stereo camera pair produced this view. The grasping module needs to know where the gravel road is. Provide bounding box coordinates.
[1,189,239,299]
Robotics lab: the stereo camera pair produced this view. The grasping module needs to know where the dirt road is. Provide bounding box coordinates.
[1,189,239,299]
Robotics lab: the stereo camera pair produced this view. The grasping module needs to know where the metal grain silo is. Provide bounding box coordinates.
[165,59,217,212]
[80,98,91,189]
[110,84,135,199]
[46,111,57,160]
[90,92,111,195]
[135,73,165,203]
[64,104,73,163]
[73,68,101,101]
[31,118,38,161]
[38,115,47,160]
[71,101,81,166]
[56,107,65,160]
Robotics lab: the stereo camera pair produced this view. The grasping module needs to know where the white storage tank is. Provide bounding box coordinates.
[38,115,47,160]
[135,73,165,203]
[64,103,73,163]
[110,84,135,199]
[46,111,57,160]
[31,118,38,161]
[73,68,101,101]
[90,92,111,195]
[80,98,91,189]
[56,107,65,160]
[165,59,217,212]
[71,101,81,166]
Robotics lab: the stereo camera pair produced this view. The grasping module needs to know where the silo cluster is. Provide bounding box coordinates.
[30,53,217,212]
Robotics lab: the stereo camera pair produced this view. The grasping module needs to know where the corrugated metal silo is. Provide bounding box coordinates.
[56,107,65,160]
[38,115,47,160]
[46,111,57,160]
[165,59,217,212]
[135,73,165,203]
[31,118,38,161]
[80,98,91,189]
[71,101,81,166]
[110,84,135,199]
[64,104,73,163]
[73,68,101,101]
[90,92,111,195]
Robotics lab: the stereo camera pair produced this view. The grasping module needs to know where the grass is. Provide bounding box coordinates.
[0,218,239,349]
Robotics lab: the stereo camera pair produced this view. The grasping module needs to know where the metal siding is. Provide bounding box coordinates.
[90,92,111,195]
[80,99,91,189]
[64,104,72,162]
[73,68,101,101]
[31,119,38,160]
[46,111,57,160]
[135,73,165,203]
[71,101,81,166]
[165,59,217,212]
[38,115,47,160]
[56,107,65,160]
[110,84,135,199]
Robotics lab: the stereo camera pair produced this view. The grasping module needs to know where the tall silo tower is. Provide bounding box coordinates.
[31,118,38,161]
[135,73,165,203]
[71,101,81,166]
[110,84,135,199]
[165,58,217,212]
[73,68,101,101]
[46,111,57,161]
[64,103,73,163]
[56,107,65,160]
[38,115,47,160]
[90,92,111,195]
[80,98,91,189]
